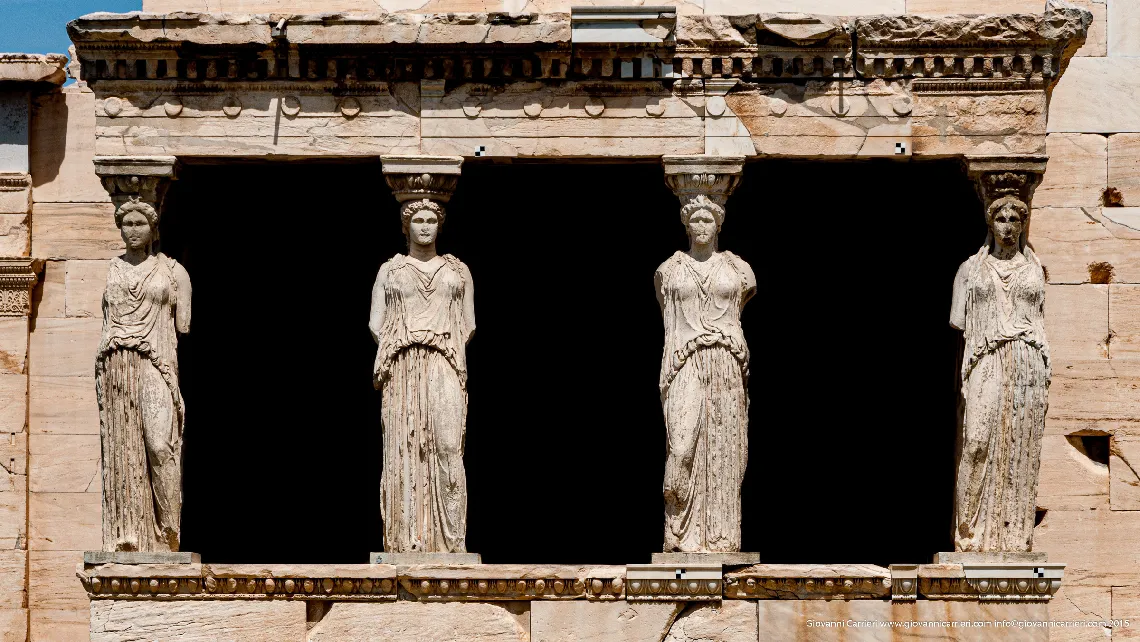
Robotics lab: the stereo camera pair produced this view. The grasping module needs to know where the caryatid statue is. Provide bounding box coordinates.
[93,157,191,552]
[370,157,474,554]
[951,157,1050,553]
[657,157,755,553]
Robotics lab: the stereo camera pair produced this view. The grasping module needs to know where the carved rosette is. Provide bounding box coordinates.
[662,156,745,220]
[380,155,464,205]
[965,155,1048,238]
[0,259,37,317]
[93,156,179,219]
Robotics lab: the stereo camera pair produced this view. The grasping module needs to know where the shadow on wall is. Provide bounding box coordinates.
[160,159,983,566]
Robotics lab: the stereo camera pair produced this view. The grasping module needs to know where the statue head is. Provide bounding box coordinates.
[115,200,159,253]
[986,195,1029,251]
[400,198,446,248]
[680,194,724,248]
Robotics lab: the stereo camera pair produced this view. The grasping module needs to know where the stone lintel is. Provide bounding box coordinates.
[934,551,1048,564]
[0,257,38,317]
[84,551,200,565]
[917,562,1064,601]
[0,53,69,86]
[651,551,759,566]
[75,561,1067,604]
[724,563,892,600]
[626,564,722,601]
[371,552,481,565]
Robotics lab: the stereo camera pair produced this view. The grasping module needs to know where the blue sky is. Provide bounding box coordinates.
[1,0,142,56]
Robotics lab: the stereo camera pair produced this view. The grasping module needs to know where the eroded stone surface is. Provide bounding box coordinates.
[0,54,68,86]
[91,599,306,641]
[308,601,529,641]
[664,601,757,642]
[531,600,683,642]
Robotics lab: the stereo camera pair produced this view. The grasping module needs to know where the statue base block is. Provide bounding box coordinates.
[651,552,760,566]
[370,552,482,565]
[933,551,1047,564]
[84,551,200,565]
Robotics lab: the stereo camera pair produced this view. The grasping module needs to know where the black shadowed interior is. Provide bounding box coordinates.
[160,158,983,565]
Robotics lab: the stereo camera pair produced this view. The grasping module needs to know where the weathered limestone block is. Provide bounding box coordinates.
[31,202,121,260]
[0,608,26,642]
[29,434,99,493]
[1044,284,1108,360]
[29,376,98,435]
[27,317,101,378]
[905,0,1044,13]
[1048,585,1111,641]
[62,260,109,319]
[0,319,27,375]
[1031,207,1140,284]
[1049,58,1140,133]
[707,0,903,12]
[664,601,757,642]
[32,608,87,641]
[1110,284,1140,358]
[756,600,1050,641]
[27,492,99,551]
[1037,434,1110,510]
[1110,436,1140,510]
[0,551,26,609]
[0,374,27,437]
[28,551,86,612]
[0,177,29,216]
[0,491,23,550]
[1114,586,1140,640]
[1109,135,1140,208]
[309,601,529,641]
[1034,508,1140,586]
[1108,0,1140,56]
[36,260,64,318]
[0,54,67,86]
[1069,0,1106,56]
[531,600,683,642]
[1035,133,1107,208]
[30,90,108,204]
[91,599,307,641]
[1046,359,1140,431]
[0,432,25,493]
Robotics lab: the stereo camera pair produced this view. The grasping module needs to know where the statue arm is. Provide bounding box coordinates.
[368,262,390,345]
[737,257,757,308]
[460,262,476,343]
[950,259,971,330]
[172,262,192,334]
[654,266,666,313]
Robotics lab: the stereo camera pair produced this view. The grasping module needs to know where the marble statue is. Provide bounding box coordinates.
[95,199,192,552]
[369,197,475,554]
[950,177,1051,553]
[656,192,756,553]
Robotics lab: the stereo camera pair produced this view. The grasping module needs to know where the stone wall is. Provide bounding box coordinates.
[5,1,1140,641]
[1030,0,1140,635]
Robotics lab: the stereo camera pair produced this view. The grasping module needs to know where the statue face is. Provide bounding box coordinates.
[408,209,440,247]
[687,209,718,246]
[992,204,1024,249]
[120,211,154,251]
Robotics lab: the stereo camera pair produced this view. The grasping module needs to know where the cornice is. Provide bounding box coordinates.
[67,5,1089,88]
[0,53,69,86]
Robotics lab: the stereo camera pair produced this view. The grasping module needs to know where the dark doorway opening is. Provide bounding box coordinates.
[162,159,982,566]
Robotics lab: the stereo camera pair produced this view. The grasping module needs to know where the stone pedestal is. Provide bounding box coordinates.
[84,551,200,565]
[651,552,760,566]
[934,551,1048,564]
[370,552,481,565]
